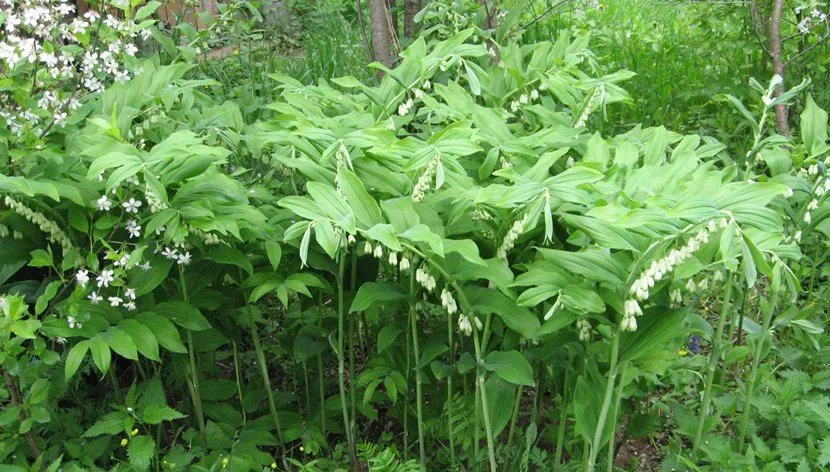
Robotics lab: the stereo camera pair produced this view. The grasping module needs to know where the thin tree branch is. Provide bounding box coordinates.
[785,34,830,67]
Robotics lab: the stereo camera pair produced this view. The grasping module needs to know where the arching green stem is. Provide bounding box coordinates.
[693,271,735,456]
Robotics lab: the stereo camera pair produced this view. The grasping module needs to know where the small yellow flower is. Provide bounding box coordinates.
[121,438,128,447]
[270,463,277,470]
[678,349,688,357]
[222,457,229,468]
[131,428,139,436]
[299,446,304,452]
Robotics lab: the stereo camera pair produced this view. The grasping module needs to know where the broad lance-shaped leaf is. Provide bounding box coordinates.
[152,301,211,331]
[618,306,687,363]
[65,340,90,380]
[485,350,535,386]
[561,213,638,252]
[350,282,407,313]
[465,286,540,338]
[205,245,253,275]
[338,168,383,228]
[801,94,829,158]
[363,223,402,251]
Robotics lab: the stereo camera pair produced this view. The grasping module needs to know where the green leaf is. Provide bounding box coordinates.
[400,224,444,256]
[801,95,829,158]
[619,307,686,363]
[464,60,481,96]
[466,287,540,338]
[265,242,282,270]
[128,435,155,471]
[299,222,312,267]
[103,327,139,361]
[338,168,383,228]
[350,282,406,313]
[484,375,516,437]
[561,214,638,251]
[135,0,160,19]
[293,331,325,362]
[120,320,160,362]
[153,301,210,331]
[560,285,605,314]
[35,280,60,315]
[28,249,52,268]
[90,336,111,376]
[140,405,185,425]
[485,350,535,386]
[377,326,403,353]
[10,319,41,339]
[363,224,402,251]
[417,343,448,369]
[83,411,133,437]
[65,340,90,380]
[205,245,252,275]
[135,313,187,353]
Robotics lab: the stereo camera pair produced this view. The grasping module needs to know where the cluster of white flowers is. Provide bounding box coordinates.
[161,244,192,265]
[509,87,542,113]
[0,0,147,136]
[3,195,72,253]
[397,97,415,116]
[496,213,529,260]
[411,152,441,203]
[623,218,728,331]
[457,313,482,336]
[415,267,437,292]
[576,318,592,342]
[574,87,602,128]
[333,140,352,198]
[795,6,828,34]
[440,288,458,314]
[190,226,222,245]
[472,208,493,221]
[145,187,167,213]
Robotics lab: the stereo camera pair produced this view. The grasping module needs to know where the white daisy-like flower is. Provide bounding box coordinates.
[108,296,122,307]
[124,288,136,300]
[124,301,136,311]
[125,220,141,238]
[177,252,192,265]
[96,269,114,288]
[76,269,90,287]
[97,195,112,211]
[55,337,67,345]
[88,291,103,304]
[162,247,178,260]
[139,261,152,271]
[123,198,142,213]
[67,316,76,328]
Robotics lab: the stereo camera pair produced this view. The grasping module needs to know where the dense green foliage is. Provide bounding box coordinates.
[1,0,829,471]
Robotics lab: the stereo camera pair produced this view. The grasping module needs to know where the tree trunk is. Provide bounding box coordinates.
[404,0,420,38]
[370,0,394,71]
[769,0,789,136]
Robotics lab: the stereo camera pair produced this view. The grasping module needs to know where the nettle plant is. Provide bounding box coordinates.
[242,27,806,471]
